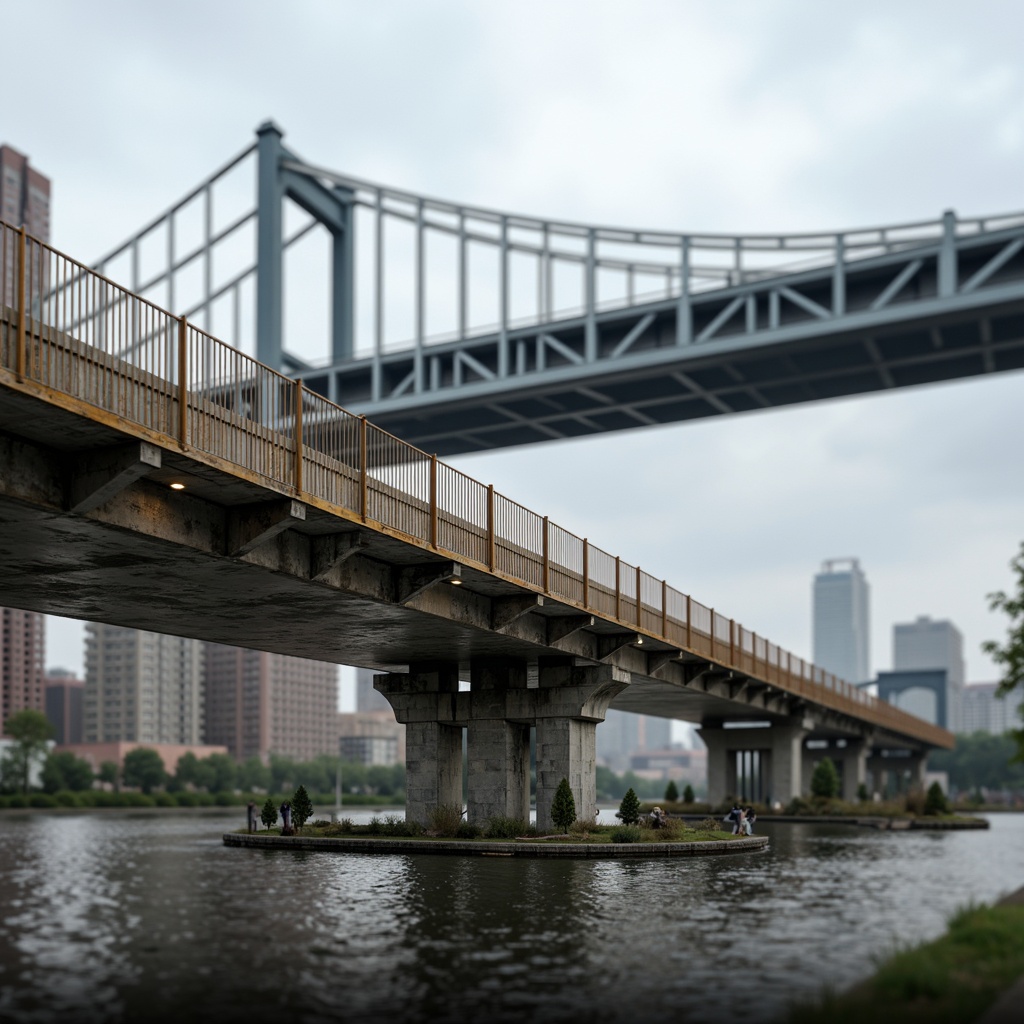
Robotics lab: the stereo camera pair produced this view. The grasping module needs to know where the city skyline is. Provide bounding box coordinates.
[5,0,1024,693]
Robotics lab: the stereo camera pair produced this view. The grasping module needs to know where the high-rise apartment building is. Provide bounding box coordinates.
[1,144,50,307]
[960,683,1023,735]
[354,667,392,712]
[893,616,965,731]
[44,668,84,745]
[84,624,203,745]
[812,558,870,684]
[1,608,46,733]
[204,644,338,762]
[597,710,673,773]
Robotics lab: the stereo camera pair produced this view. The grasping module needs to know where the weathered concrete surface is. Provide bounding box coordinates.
[223,832,770,858]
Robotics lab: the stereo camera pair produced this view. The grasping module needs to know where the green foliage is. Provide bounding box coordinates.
[551,777,576,832]
[484,815,531,839]
[236,756,271,792]
[664,779,679,802]
[696,817,722,833]
[0,709,53,794]
[924,781,950,816]
[427,803,465,837]
[857,782,870,802]
[291,784,314,831]
[610,825,645,843]
[810,757,840,799]
[682,784,695,804]
[97,761,119,790]
[122,748,167,794]
[40,751,94,793]
[260,797,278,830]
[617,787,641,826]
[929,732,1024,793]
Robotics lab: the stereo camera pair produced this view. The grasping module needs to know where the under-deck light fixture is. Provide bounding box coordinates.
[169,482,186,490]
[450,578,463,585]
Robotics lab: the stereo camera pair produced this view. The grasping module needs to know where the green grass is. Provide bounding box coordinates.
[788,903,1024,1024]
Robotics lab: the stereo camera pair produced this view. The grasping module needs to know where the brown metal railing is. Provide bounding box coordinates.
[0,218,953,749]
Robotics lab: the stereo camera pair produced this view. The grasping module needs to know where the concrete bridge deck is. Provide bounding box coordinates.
[0,220,952,824]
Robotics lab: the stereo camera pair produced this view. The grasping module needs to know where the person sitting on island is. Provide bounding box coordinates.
[742,808,756,836]
[724,803,742,834]
[649,806,668,829]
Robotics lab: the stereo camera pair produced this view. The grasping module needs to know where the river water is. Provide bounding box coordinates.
[0,810,1021,1024]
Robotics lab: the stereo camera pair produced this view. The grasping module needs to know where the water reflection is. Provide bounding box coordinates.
[0,812,1021,1024]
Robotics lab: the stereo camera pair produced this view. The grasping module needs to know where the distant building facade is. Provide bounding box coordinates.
[354,667,391,712]
[337,710,404,766]
[44,668,84,745]
[83,624,203,745]
[877,669,950,728]
[61,741,227,777]
[893,616,965,731]
[961,682,1024,735]
[597,710,673,773]
[204,644,338,762]
[628,746,707,787]
[1,607,45,733]
[812,558,870,684]
[1,144,50,307]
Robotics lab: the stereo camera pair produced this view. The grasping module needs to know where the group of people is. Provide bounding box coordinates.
[724,804,756,835]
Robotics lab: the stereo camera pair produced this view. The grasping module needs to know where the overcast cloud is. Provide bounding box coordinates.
[3,0,1024,689]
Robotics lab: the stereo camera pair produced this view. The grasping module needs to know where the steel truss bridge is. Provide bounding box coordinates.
[90,122,1024,455]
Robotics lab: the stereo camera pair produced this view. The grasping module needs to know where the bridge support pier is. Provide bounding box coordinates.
[534,660,628,831]
[835,738,870,801]
[374,662,462,827]
[699,721,811,807]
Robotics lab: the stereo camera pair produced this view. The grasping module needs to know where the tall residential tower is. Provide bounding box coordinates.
[812,558,870,684]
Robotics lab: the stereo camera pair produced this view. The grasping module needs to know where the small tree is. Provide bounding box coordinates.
[291,784,314,832]
[810,757,839,799]
[617,787,641,826]
[682,783,695,804]
[664,780,679,802]
[550,778,576,833]
[856,782,870,802]
[982,541,1024,762]
[122,748,167,794]
[924,780,950,816]
[98,761,120,792]
[41,751,94,793]
[261,797,278,830]
[1,709,52,794]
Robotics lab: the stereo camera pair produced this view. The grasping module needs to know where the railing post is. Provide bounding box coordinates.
[294,378,304,497]
[938,209,958,298]
[729,619,735,665]
[676,235,691,346]
[661,580,668,638]
[832,234,846,316]
[635,565,642,628]
[582,539,589,609]
[359,416,368,521]
[685,595,691,649]
[615,557,621,621]
[177,315,188,447]
[542,515,549,592]
[486,484,495,570]
[15,226,26,382]
[429,454,438,549]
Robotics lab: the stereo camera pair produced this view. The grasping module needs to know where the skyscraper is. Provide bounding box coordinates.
[1,608,46,733]
[354,667,391,712]
[204,644,338,762]
[812,558,870,684]
[893,616,965,730]
[44,668,84,745]
[0,144,50,307]
[83,624,203,745]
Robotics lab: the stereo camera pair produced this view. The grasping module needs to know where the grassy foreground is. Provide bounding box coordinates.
[788,900,1024,1024]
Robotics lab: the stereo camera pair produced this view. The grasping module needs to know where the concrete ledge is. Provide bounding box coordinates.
[223,832,769,858]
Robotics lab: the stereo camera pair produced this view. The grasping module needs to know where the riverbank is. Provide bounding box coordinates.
[787,886,1024,1023]
[224,830,769,858]
[675,813,989,830]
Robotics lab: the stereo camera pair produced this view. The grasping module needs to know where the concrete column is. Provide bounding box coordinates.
[771,723,810,805]
[374,661,462,827]
[907,751,927,789]
[465,657,530,826]
[695,725,733,807]
[837,739,870,802]
[533,660,628,831]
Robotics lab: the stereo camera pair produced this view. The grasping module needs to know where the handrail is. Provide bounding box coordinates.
[0,217,953,749]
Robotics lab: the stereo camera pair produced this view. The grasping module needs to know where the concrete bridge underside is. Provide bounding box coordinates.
[0,380,941,824]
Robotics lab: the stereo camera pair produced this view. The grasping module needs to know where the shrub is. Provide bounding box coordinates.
[551,778,576,833]
[664,780,679,802]
[292,785,314,831]
[617,787,641,826]
[428,804,465,837]
[857,782,870,802]
[696,817,721,833]
[785,796,815,815]
[260,797,278,830]
[610,825,645,843]
[456,821,481,839]
[54,790,81,807]
[484,815,530,839]
[29,793,57,808]
[7,795,27,809]
[366,815,383,835]
[904,787,926,816]
[568,818,594,839]
[682,784,695,804]
[810,757,840,799]
[154,793,177,807]
[214,791,236,807]
[924,781,950,816]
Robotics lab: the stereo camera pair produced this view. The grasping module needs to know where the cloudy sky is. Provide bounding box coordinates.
[4,0,1024,697]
